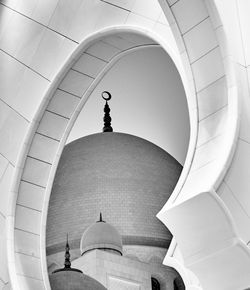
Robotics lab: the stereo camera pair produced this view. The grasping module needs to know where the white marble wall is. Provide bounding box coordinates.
[0,0,250,289]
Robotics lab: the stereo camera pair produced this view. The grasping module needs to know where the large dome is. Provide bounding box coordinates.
[47,132,182,253]
[80,216,123,255]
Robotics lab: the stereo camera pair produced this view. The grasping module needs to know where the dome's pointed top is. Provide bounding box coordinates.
[64,233,71,269]
[52,235,82,274]
[102,91,113,133]
[97,212,105,223]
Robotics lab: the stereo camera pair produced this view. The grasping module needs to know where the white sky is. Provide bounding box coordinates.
[67,46,190,165]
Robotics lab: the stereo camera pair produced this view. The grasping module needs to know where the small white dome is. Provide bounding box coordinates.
[80,215,122,255]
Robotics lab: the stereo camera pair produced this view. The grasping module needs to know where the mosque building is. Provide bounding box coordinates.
[47,93,185,289]
[2,1,250,290]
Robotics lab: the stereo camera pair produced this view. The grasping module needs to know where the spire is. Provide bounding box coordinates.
[52,234,82,274]
[64,233,71,269]
[102,91,113,132]
[97,212,106,223]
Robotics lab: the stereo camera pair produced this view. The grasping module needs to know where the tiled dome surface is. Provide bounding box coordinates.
[47,133,182,251]
[50,270,107,290]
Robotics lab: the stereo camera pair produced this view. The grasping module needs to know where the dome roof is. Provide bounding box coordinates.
[49,270,107,290]
[47,132,182,253]
[80,215,122,255]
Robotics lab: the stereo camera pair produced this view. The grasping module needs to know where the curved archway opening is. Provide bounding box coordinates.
[45,31,190,289]
[7,26,199,290]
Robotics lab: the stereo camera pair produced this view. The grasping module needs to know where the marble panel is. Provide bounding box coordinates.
[192,135,225,171]
[102,35,134,50]
[171,0,208,34]
[22,157,51,188]
[31,0,59,26]
[17,275,45,290]
[73,53,107,78]
[131,0,162,21]
[49,0,84,37]
[192,47,224,92]
[15,205,41,235]
[0,164,14,216]
[0,51,26,105]
[214,0,245,65]
[126,12,155,30]
[37,111,69,141]
[0,154,9,181]
[225,140,250,216]
[100,0,135,10]
[94,1,129,31]
[177,160,221,202]
[29,133,59,164]
[15,252,42,280]
[204,0,222,29]
[47,89,79,119]
[197,106,227,146]
[14,69,50,121]
[15,229,40,258]
[30,29,77,80]
[231,0,250,65]
[183,17,218,63]
[0,5,15,40]
[0,51,50,121]
[117,32,155,46]
[218,182,250,243]
[59,70,93,97]
[238,66,250,142]
[0,11,44,65]
[190,242,250,290]
[17,181,45,212]
[0,101,28,165]
[0,215,8,283]
[197,76,227,120]
[86,41,121,62]
[66,0,98,42]
[153,22,178,52]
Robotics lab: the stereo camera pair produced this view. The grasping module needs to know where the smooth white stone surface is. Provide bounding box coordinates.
[225,140,250,216]
[29,134,59,165]
[183,17,218,63]
[15,253,42,280]
[86,41,121,62]
[22,157,51,188]
[197,76,227,120]
[59,70,93,97]
[218,181,250,243]
[14,229,40,258]
[73,53,107,78]
[171,0,208,34]
[191,47,224,92]
[0,101,28,164]
[197,107,227,147]
[0,164,14,216]
[37,111,69,141]
[131,0,162,21]
[17,181,45,212]
[15,205,41,235]
[30,30,77,80]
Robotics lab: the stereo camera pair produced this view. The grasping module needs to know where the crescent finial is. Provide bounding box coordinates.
[102,91,112,101]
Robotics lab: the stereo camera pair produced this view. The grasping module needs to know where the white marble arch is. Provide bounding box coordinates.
[7,26,197,290]
[1,0,249,289]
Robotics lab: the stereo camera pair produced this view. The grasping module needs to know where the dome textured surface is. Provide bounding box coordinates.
[80,220,122,255]
[49,270,107,290]
[47,133,182,251]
